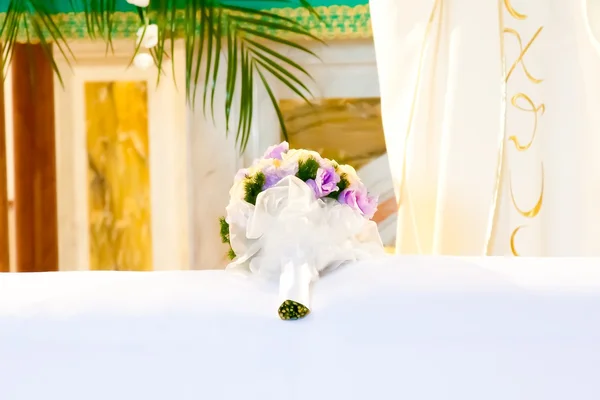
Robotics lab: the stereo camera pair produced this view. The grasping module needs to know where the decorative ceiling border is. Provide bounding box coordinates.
[272,5,372,40]
[0,4,372,43]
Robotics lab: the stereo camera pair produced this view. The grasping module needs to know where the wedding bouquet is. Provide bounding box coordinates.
[220,142,384,320]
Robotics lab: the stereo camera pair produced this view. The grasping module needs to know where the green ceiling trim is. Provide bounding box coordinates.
[0,4,371,43]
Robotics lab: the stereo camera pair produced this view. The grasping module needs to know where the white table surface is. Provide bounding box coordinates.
[1,256,600,400]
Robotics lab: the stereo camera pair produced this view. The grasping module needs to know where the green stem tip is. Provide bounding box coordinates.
[278,300,310,320]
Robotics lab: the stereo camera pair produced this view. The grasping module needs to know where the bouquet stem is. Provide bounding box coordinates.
[278,260,314,320]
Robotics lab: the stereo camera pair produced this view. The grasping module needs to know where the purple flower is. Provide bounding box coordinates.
[263,171,281,190]
[234,168,249,182]
[263,141,289,160]
[306,166,341,198]
[338,187,378,219]
[261,160,299,190]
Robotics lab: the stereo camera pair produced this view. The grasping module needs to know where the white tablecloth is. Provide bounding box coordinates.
[1,256,600,400]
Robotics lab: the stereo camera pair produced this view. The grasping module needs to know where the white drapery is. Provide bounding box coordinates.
[370,0,600,256]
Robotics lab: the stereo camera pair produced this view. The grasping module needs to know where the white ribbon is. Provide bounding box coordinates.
[279,260,314,308]
[226,176,384,312]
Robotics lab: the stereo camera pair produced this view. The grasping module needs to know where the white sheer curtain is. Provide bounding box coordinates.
[370,0,600,256]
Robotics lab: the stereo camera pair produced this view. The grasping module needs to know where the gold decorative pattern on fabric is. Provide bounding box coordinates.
[509,224,526,256]
[0,5,372,43]
[508,93,545,151]
[503,0,527,20]
[502,1,544,256]
[504,27,544,83]
[509,164,544,218]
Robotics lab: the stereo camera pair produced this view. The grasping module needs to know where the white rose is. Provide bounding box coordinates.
[133,52,154,70]
[127,0,150,7]
[136,24,158,49]
[282,149,323,166]
[337,163,360,184]
[247,158,276,175]
[229,179,247,201]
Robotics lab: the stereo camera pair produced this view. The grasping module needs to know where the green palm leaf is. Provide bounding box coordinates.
[0,0,322,153]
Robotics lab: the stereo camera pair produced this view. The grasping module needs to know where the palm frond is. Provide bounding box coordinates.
[1,0,76,84]
[0,0,323,153]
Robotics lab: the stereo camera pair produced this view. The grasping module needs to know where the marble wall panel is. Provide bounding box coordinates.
[84,81,153,271]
